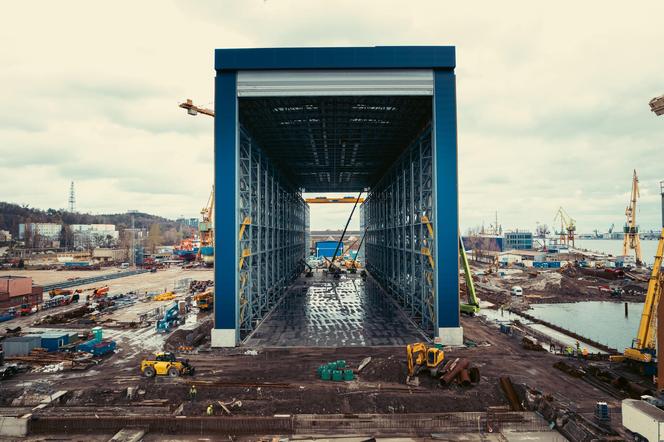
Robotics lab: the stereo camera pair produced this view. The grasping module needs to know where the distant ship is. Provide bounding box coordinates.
[174,238,200,261]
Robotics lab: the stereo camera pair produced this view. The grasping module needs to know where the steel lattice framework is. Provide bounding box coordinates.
[238,127,308,339]
[364,126,435,335]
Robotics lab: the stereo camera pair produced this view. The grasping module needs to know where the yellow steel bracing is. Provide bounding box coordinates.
[238,216,251,241]
[632,228,664,354]
[421,215,434,238]
[421,247,435,269]
[239,248,251,270]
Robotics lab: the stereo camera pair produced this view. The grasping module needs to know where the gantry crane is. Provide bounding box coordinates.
[617,227,664,377]
[622,170,643,266]
[196,186,214,264]
[179,99,215,265]
[553,207,576,247]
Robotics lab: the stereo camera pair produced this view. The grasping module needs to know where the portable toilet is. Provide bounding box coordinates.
[92,326,103,343]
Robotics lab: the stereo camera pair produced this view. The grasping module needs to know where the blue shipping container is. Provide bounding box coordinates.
[39,333,69,352]
[315,241,343,258]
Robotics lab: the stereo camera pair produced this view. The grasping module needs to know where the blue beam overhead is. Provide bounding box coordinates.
[216,46,455,71]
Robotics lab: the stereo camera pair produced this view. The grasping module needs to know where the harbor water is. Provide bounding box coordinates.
[528,301,642,352]
[574,238,660,266]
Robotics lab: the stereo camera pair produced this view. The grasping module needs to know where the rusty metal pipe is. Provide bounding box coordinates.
[459,369,471,386]
[441,358,469,385]
[499,376,524,411]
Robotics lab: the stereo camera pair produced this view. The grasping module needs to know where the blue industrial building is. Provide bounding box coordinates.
[504,231,534,250]
[214,46,461,346]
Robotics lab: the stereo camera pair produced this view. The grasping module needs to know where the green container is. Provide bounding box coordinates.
[327,362,339,370]
[321,369,331,381]
[336,360,346,369]
[332,370,343,382]
[343,369,354,381]
[316,365,325,376]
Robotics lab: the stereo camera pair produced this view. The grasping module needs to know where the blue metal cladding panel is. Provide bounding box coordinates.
[433,69,460,329]
[214,71,238,333]
[216,46,455,71]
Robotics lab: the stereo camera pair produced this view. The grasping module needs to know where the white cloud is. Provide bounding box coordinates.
[1,0,663,232]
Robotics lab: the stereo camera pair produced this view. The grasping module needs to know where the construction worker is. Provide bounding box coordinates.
[582,347,589,358]
[206,404,214,416]
[189,385,197,401]
[565,346,573,357]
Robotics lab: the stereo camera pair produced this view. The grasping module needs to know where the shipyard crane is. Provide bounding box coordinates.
[196,186,214,264]
[622,170,643,266]
[326,191,363,277]
[616,227,664,376]
[178,99,215,265]
[553,207,576,247]
[179,99,215,117]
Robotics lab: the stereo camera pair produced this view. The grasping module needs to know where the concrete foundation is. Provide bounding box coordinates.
[211,328,235,348]
[437,326,464,346]
[0,416,28,437]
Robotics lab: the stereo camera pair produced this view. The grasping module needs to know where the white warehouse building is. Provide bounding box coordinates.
[71,224,119,249]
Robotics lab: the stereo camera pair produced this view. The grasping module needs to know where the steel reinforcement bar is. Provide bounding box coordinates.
[28,412,549,436]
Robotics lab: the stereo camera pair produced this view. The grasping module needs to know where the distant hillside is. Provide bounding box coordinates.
[0,202,182,235]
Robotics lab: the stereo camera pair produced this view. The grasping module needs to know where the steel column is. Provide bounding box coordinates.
[213,71,239,346]
[433,69,461,338]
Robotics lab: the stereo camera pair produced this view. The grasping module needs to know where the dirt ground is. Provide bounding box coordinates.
[0,314,623,419]
[469,262,648,309]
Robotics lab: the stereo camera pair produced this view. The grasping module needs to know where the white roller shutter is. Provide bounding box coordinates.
[237,69,433,97]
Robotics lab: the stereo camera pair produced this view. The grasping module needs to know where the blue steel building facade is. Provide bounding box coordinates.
[213,46,462,346]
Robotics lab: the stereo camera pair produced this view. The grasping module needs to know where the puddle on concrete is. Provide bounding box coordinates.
[245,273,426,347]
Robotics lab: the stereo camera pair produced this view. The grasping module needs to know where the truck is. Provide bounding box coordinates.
[622,398,664,441]
[77,338,117,356]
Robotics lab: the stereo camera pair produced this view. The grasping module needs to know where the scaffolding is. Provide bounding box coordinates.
[238,127,309,339]
[364,125,435,335]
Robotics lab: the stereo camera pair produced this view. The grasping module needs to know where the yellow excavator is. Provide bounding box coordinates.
[611,227,664,376]
[406,343,446,378]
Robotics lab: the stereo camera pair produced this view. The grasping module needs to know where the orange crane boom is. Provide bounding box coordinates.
[179,99,215,117]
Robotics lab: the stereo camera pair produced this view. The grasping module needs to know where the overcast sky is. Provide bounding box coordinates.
[1,1,663,233]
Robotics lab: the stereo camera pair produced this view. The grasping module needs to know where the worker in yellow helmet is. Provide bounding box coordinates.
[189,385,197,401]
[206,404,214,416]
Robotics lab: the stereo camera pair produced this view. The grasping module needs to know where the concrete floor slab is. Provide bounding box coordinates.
[245,273,427,347]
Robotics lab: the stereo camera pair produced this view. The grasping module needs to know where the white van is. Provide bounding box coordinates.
[120,262,130,269]
[511,286,523,297]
